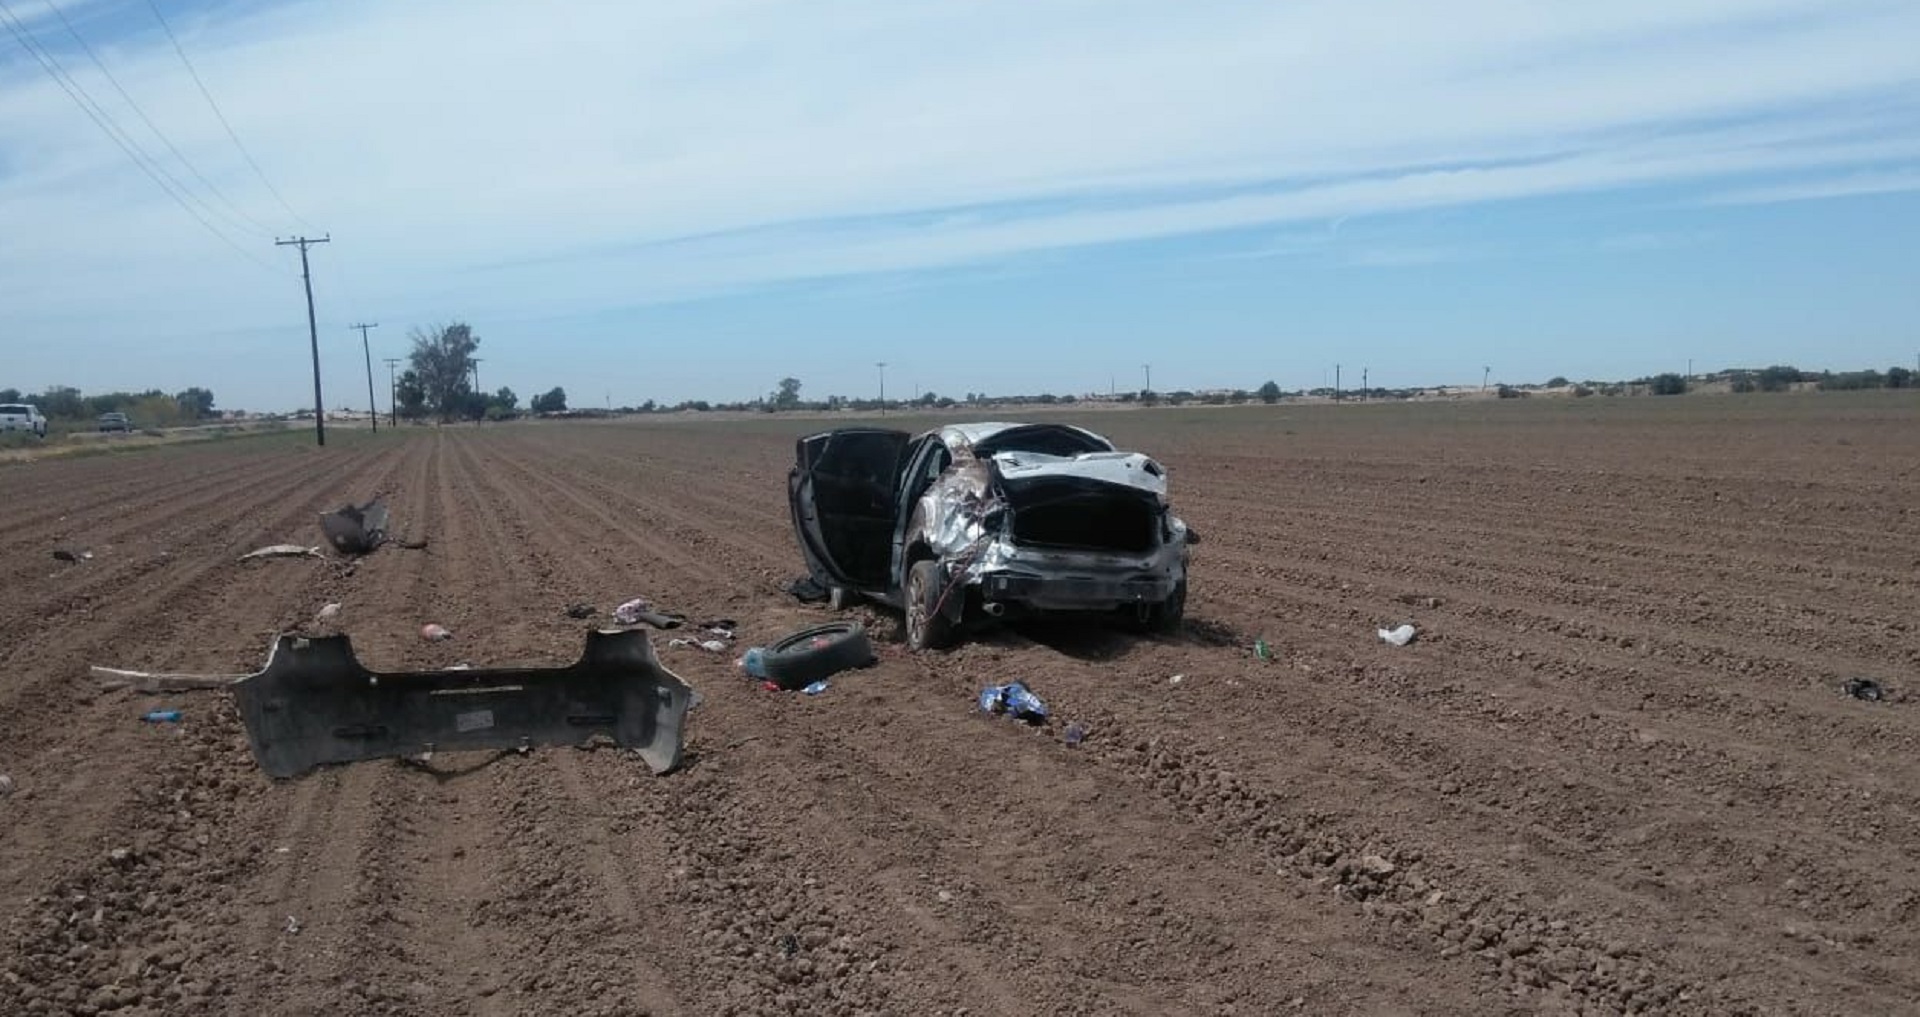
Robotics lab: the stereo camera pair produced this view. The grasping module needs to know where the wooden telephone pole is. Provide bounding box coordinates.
[350,323,379,432]
[275,235,330,445]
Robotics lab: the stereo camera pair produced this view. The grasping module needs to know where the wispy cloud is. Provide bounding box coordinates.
[1699,169,1920,205]
[1595,230,1718,252]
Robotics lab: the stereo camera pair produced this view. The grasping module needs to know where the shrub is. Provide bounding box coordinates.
[1649,373,1687,396]
[1756,365,1800,392]
[1572,385,1593,398]
[1817,371,1885,392]
[1546,376,1570,388]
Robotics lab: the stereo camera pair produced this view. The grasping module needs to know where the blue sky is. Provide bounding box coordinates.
[1,0,1917,411]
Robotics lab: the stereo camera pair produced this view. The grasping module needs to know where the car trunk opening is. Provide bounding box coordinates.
[1003,477,1161,553]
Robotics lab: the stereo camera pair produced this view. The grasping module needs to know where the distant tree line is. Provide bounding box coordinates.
[0,385,220,429]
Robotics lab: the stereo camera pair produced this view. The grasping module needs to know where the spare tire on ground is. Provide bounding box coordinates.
[760,622,875,691]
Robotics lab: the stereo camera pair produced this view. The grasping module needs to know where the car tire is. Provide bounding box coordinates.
[1135,579,1187,636]
[904,560,956,652]
[759,621,875,690]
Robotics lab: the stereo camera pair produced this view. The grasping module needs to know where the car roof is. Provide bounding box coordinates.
[933,422,1025,446]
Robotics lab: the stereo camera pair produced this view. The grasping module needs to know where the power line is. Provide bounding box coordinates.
[42,0,275,238]
[143,0,312,231]
[0,0,276,272]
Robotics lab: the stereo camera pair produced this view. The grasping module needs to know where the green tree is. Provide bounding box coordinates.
[1546,376,1570,388]
[407,322,481,421]
[1756,365,1800,392]
[0,388,20,403]
[1886,367,1912,389]
[1257,380,1282,404]
[396,371,429,421]
[772,377,802,410]
[1649,373,1687,396]
[175,387,216,419]
[531,387,567,413]
[39,386,85,419]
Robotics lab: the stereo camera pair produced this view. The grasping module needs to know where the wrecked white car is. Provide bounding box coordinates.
[788,422,1195,650]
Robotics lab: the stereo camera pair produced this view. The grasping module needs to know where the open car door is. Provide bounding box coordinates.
[789,428,911,594]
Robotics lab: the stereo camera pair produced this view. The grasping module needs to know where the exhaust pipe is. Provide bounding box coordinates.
[983,602,1006,617]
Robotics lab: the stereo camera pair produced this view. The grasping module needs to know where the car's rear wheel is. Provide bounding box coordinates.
[904,560,955,652]
[1134,579,1187,636]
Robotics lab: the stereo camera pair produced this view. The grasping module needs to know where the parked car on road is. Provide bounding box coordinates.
[97,412,132,433]
[789,421,1195,650]
[0,403,48,438]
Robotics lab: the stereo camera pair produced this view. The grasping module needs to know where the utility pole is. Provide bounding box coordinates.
[1483,365,1491,392]
[350,323,379,432]
[1362,367,1369,397]
[275,236,330,446]
[876,362,887,415]
[1142,363,1151,394]
[1335,363,1342,402]
[383,358,402,427]
[471,358,483,395]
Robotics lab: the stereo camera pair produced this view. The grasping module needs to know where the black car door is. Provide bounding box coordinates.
[788,428,912,592]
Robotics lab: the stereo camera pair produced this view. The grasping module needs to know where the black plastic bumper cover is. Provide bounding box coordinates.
[233,629,694,778]
[980,572,1177,610]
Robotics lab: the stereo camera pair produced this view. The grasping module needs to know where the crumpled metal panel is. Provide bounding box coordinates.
[989,451,1169,501]
[917,460,1000,558]
[232,629,694,778]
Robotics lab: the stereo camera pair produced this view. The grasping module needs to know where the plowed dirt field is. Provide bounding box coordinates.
[3,395,1918,1017]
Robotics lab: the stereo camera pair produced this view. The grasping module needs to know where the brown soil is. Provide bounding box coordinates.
[2,395,1918,1016]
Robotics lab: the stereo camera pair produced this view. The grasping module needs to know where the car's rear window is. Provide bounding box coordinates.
[973,425,1111,457]
[0,404,31,415]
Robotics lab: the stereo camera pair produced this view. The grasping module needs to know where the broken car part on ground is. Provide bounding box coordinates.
[225,629,695,777]
[740,621,876,691]
[319,499,429,555]
[789,422,1194,650]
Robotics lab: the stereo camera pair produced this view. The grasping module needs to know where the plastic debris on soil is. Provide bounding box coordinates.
[1843,678,1885,702]
[979,682,1049,724]
[782,576,830,603]
[319,500,390,555]
[241,545,323,561]
[1378,624,1418,647]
